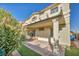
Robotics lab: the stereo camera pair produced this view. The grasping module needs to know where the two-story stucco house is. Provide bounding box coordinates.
[24,3,70,46]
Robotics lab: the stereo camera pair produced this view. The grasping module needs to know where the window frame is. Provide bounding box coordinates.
[50,7,58,14]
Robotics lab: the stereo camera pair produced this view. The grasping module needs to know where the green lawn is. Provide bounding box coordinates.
[65,47,79,56]
[17,44,41,56]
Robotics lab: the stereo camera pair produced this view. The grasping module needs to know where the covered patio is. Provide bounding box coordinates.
[26,14,66,42]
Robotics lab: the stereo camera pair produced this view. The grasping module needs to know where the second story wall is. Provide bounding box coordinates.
[25,3,70,25]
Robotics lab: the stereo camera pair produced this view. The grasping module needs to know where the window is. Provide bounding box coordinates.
[32,17,37,21]
[50,7,58,14]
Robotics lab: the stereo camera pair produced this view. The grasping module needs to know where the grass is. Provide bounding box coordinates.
[17,44,41,56]
[65,47,79,56]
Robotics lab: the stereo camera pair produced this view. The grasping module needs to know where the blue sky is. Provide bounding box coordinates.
[0,3,51,21]
[0,3,79,32]
[70,3,79,32]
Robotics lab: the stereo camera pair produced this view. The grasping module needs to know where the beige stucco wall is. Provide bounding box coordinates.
[25,4,60,25]
[35,27,50,38]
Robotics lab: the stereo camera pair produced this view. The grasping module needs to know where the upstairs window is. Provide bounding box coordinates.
[32,16,37,21]
[50,7,58,14]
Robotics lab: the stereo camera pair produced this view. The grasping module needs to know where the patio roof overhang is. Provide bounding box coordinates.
[26,13,65,31]
[27,19,52,31]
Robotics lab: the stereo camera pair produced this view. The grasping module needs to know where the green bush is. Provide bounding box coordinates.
[0,9,23,56]
[0,24,20,55]
[21,34,26,41]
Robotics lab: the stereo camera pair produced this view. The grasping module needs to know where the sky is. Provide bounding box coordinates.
[0,3,79,32]
[70,3,79,32]
[0,3,51,21]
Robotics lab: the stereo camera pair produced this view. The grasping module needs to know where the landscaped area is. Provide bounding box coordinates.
[17,41,79,56]
[17,44,41,56]
[65,47,79,56]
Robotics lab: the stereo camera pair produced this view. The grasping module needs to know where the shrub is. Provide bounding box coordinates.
[0,24,20,55]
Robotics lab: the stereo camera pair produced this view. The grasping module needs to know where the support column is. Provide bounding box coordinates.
[61,3,70,46]
[64,16,70,46]
[51,19,61,56]
[52,19,59,41]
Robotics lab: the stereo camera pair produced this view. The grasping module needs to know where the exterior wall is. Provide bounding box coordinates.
[35,27,51,42]
[25,4,60,25]
[35,27,50,38]
[39,12,48,20]
[25,14,40,25]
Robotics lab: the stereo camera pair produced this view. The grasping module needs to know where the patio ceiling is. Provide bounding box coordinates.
[27,19,52,30]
